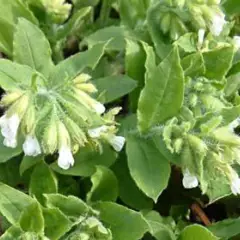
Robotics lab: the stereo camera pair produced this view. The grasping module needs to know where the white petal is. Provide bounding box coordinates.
[88,126,107,138]
[0,114,20,140]
[233,36,240,49]
[109,136,125,152]
[93,102,105,114]
[231,177,240,195]
[198,28,205,46]
[210,13,226,36]
[23,135,41,156]
[57,146,74,170]
[182,169,199,189]
[3,137,17,148]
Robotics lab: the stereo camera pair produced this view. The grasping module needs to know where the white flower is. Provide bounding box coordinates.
[88,126,107,138]
[23,135,41,156]
[109,136,125,152]
[0,114,20,148]
[233,36,240,49]
[198,28,205,46]
[57,146,74,170]
[93,102,105,114]
[231,176,240,195]
[182,169,199,189]
[210,13,226,36]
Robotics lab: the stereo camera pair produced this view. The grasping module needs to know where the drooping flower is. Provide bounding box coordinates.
[108,136,125,152]
[0,114,20,148]
[233,36,240,49]
[23,135,41,156]
[209,12,226,36]
[182,169,199,189]
[88,126,107,138]
[57,146,74,170]
[93,102,106,115]
[231,175,240,195]
[198,28,205,46]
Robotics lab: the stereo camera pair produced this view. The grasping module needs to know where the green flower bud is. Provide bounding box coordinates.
[173,138,183,153]
[7,94,29,118]
[213,127,240,146]
[160,13,171,34]
[21,104,36,135]
[1,90,24,106]
[58,121,71,148]
[75,83,98,93]
[200,116,223,134]
[73,73,92,84]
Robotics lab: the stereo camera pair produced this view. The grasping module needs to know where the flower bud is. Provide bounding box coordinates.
[57,145,74,169]
[213,127,240,146]
[1,91,24,106]
[182,168,199,189]
[160,13,171,34]
[108,135,125,152]
[23,135,41,156]
[21,104,36,135]
[58,121,71,148]
[73,73,91,84]
[7,94,29,118]
[75,83,98,93]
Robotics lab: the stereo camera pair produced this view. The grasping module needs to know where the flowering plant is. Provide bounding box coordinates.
[0,0,239,239]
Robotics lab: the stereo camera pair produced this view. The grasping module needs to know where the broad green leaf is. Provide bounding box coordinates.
[181,52,205,78]
[87,166,118,202]
[112,153,153,210]
[138,45,184,132]
[208,218,240,239]
[0,158,21,187]
[49,42,108,87]
[84,26,126,51]
[119,0,149,29]
[203,46,234,81]
[0,0,37,56]
[29,161,58,204]
[0,183,33,224]
[225,72,240,97]
[175,33,197,53]
[0,59,42,90]
[0,226,22,240]
[126,134,171,202]
[45,194,88,218]
[42,207,72,240]
[51,145,116,177]
[222,0,240,15]
[95,202,148,240]
[143,210,176,240]
[19,201,44,234]
[20,155,42,176]
[125,39,146,111]
[147,2,172,59]
[93,75,137,103]
[178,225,218,240]
[14,18,54,78]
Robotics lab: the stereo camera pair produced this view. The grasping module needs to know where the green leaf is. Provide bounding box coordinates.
[87,166,118,202]
[208,218,240,239]
[0,183,34,224]
[20,155,42,176]
[51,145,116,177]
[203,46,234,81]
[181,52,205,78]
[178,225,218,240]
[84,26,127,51]
[143,210,176,240]
[95,202,148,240]
[45,194,88,218]
[175,33,197,53]
[125,39,146,111]
[29,161,58,204]
[0,0,37,56]
[126,133,171,202]
[0,59,41,91]
[13,18,54,78]
[0,226,22,240]
[225,72,240,97]
[93,75,137,103]
[138,45,184,132]
[19,201,44,234]
[42,207,72,240]
[222,0,240,16]
[112,152,153,210]
[49,42,108,87]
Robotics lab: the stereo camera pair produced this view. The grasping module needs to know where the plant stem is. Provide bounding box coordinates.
[99,0,113,26]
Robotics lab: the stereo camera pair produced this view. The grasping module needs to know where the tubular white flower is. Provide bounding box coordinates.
[109,136,125,152]
[231,176,240,195]
[57,146,74,170]
[233,36,240,49]
[182,169,199,189]
[23,135,41,156]
[0,114,20,148]
[210,13,226,36]
[88,126,107,138]
[93,102,105,114]
[198,28,205,46]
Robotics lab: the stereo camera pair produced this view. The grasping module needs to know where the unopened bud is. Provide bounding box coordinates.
[1,91,24,106]
[73,73,92,84]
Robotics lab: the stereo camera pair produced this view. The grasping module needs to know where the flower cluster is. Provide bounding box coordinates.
[0,73,125,170]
